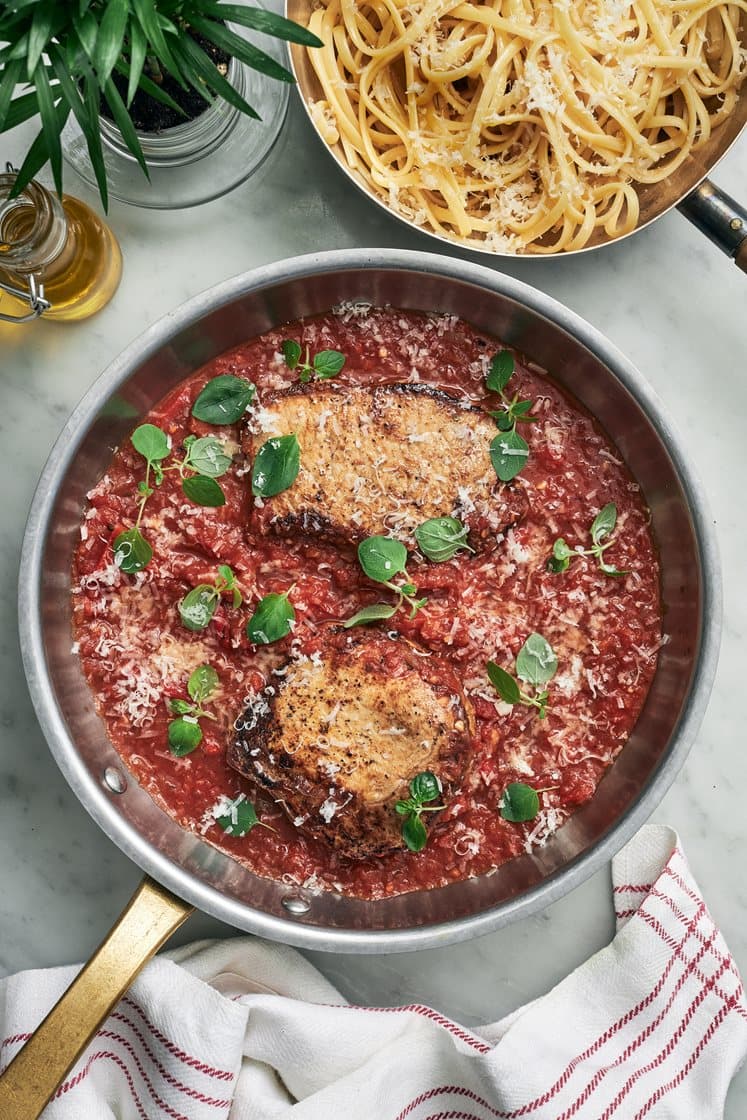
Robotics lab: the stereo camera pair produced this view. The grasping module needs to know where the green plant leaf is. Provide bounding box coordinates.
[251,434,300,496]
[188,664,219,704]
[179,585,218,631]
[48,47,109,210]
[94,0,130,85]
[197,3,323,47]
[169,698,193,715]
[312,349,345,378]
[0,59,23,130]
[246,590,295,644]
[342,602,398,629]
[27,2,55,78]
[590,502,617,546]
[72,10,98,58]
[182,475,226,507]
[126,18,147,106]
[490,428,530,483]
[32,61,65,195]
[516,633,558,687]
[125,64,184,115]
[402,813,428,852]
[192,374,256,424]
[186,436,232,478]
[168,717,203,756]
[132,423,170,462]
[2,91,44,134]
[172,35,260,119]
[547,537,572,573]
[217,797,260,837]
[113,527,152,573]
[131,0,184,83]
[282,339,302,369]
[103,75,149,178]
[500,782,540,823]
[357,536,408,583]
[486,350,515,393]
[409,771,440,804]
[414,516,472,562]
[188,15,295,83]
[487,661,522,705]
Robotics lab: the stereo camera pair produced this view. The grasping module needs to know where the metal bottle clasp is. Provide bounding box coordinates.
[0,162,52,324]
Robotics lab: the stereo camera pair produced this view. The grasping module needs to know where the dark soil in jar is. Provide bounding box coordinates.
[100,30,231,132]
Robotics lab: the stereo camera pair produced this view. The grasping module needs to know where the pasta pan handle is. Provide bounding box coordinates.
[0,876,192,1120]
[677,179,747,273]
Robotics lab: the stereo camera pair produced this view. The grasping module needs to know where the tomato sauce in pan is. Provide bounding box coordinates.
[72,306,662,899]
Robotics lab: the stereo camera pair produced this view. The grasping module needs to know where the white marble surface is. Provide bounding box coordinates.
[1,99,745,1113]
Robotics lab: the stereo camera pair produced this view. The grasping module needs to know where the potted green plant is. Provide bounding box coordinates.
[0,0,321,209]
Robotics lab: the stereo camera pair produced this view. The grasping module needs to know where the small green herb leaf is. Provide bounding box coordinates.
[500,782,540,823]
[599,561,628,578]
[247,590,295,644]
[415,516,473,563]
[217,797,261,837]
[312,349,345,379]
[487,662,522,705]
[358,536,408,583]
[343,602,398,629]
[395,799,414,815]
[113,527,152,573]
[169,698,193,715]
[131,423,170,462]
[179,585,218,632]
[182,475,226,507]
[192,375,255,425]
[490,429,530,483]
[188,664,219,704]
[590,503,617,546]
[410,771,441,804]
[402,813,428,852]
[186,436,232,478]
[282,339,302,369]
[516,633,558,687]
[251,434,300,497]
[168,717,203,756]
[486,350,515,393]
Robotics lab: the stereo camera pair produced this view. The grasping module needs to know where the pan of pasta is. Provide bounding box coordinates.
[287,0,746,263]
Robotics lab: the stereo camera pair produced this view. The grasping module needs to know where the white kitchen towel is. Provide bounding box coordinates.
[1,824,745,1119]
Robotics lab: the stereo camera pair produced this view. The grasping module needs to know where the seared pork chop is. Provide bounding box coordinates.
[227,632,473,858]
[244,383,526,548]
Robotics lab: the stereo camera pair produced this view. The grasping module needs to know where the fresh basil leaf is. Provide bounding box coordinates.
[217,797,260,837]
[486,350,515,393]
[282,339,302,369]
[395,799,414,815]
[192,375,255,425]
[402,813,428,852]
[179,585,218,631]
[246,591,295,644]
[408,596,428,619]
[182,475,226,507]
[131,423,170,462]
[312,349,345,379]
[490,409,514,432]
[547,537,571,573]
[188,664,219,704]
[251,434,300,497]
[343,603,398,629]
[500,781,540,823]
[358,535,408,583]
[490,429,530,483]
[186,436,232,478]
[599,561,628,578]
[168,717,203,756]
[410,771,441,805]
[415,516,472,562]
[516,633,558,687]
[487,661,522,705]
[169,698,193,715]
[590,503,617,546]
[113,527,152,573]
[217,564,236,587]
[511,400,535,419]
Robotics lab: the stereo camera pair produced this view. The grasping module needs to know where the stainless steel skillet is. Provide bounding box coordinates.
[0,249,721,1117]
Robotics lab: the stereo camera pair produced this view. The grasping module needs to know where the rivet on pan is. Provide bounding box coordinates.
[281,895,311,915]
[730,218,743,231]
[102,766,127,794]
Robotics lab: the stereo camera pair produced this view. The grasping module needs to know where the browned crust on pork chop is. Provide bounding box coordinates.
[243,383,527,548]
[227,632,473,858]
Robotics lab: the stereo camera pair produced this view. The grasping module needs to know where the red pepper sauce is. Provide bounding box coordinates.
[72,306,662,899]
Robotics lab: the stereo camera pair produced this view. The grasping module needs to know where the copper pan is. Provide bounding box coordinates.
[286,0,747,269]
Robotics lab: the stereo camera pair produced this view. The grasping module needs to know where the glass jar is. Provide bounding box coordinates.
[0,171,122,323]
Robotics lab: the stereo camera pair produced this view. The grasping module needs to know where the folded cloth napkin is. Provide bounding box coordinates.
[1,824,745,1120]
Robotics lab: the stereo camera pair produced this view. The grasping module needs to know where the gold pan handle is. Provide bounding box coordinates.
[0,876,193,1120]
